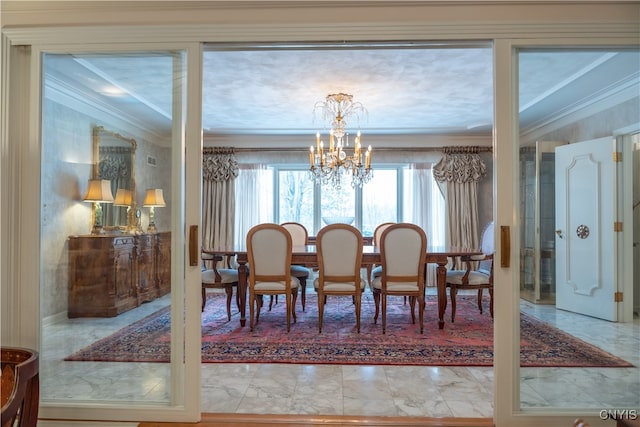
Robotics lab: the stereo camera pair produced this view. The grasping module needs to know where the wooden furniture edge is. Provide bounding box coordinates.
[138,413,494,427]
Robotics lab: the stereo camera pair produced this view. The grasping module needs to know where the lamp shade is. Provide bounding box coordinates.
[113,189,133,206]
[83,179,115,203]
[143,188,166,207]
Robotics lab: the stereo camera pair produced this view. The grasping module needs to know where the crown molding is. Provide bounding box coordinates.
[520,78,639,142]
[45,75,168,145]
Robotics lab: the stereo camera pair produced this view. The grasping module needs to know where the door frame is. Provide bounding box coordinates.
[1,41,203,423]
[2,11,639,427]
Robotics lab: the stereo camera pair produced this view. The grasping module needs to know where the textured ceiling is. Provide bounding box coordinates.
[43,45,639,144]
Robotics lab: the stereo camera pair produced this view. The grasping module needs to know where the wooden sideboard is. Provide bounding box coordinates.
[68,231,171,317]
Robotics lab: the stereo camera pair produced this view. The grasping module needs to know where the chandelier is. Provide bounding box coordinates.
[308,93,373,189]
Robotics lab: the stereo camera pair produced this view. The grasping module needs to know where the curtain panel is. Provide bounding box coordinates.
[433,148,487,266]
[234,164,271,251]
[406,163,445,286]
[202,148,238,251]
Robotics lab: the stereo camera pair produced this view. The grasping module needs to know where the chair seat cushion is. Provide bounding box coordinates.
[290,265,311,278]
[370,265,382,279]
[202,268,238,285]
[313,278,366,292]
[446,270,490,286]
[254,277,300,292]
[370,276,420,292]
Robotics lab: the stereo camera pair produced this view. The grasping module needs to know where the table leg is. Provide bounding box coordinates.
[436,261,447,329]
[237,262,248,327]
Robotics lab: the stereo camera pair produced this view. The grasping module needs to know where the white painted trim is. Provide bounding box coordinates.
[4,22,640,46]
[1,5,639,426]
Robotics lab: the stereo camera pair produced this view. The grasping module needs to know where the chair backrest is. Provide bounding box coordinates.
[281,222,308,247]
[1,347,39,427]
[246,223,292,285]
[479,221,495,275]
[373,222,395,247]
[380,223,427,289]
[316,223,363,281]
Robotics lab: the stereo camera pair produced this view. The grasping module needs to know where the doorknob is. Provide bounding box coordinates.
[555,229,563,239]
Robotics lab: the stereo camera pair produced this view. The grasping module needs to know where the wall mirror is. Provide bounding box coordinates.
[93,126,137,231]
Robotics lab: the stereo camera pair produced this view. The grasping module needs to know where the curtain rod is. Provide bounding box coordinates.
[204,146,492,153]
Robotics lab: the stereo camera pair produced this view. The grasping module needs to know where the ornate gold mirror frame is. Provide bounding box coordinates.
[92,126,141,233]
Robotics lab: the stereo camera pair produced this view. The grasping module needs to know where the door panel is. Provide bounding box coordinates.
[555,138,617,321]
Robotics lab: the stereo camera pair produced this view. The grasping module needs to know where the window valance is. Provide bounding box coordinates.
[433,147,487,184]
[203,148,239,182]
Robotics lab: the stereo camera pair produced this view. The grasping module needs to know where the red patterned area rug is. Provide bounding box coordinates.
[65,293,633,367]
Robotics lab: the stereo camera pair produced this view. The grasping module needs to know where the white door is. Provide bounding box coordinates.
[555,137,618,321]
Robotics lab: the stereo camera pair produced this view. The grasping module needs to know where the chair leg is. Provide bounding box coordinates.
[285,293,291,332]
[355,290,361,334]
[269,295,278,311]
[201,287,206,312]
[477,288,484,314]
[300,278,307,312]
[382,294,387,334]
[256,295,263,323]
[291,290,298,323]
[409,296,416,324]
[450,286,458,323]
[225,286,233,321]
[249,293,255,331]
[317,291,324,333]
[489,288,494,318]
[418,294,425,334]
[373,290,380,324]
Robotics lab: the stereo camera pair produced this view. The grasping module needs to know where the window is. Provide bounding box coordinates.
[244,165,444,240]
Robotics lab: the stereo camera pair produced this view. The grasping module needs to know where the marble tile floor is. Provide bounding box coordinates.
[40,288,639,418]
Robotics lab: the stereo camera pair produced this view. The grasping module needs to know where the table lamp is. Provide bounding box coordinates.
[113,188,135,233]
[143,188,165,233]
[83,179,114,234]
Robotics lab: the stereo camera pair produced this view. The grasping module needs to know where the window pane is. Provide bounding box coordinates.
[278,170,314,232]
[362,169,397,236]
[320,184,355,229]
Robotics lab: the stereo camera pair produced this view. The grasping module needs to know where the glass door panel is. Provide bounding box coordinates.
[518,48,640,412]
[40,51,185,407]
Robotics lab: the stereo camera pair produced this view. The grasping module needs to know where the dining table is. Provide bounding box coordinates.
[206,243,481,330]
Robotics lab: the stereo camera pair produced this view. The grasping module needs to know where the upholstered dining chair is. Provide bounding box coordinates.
[371,223,427,334]
[314,223,364,333]
[270,221,311,312]
[367,222,395,285]
[246,223,299,332]
[201,251,239,321]
[445,221,495,323]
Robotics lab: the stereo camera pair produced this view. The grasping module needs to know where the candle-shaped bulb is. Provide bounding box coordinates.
[309,146,314,167]
[316,132,320,151]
